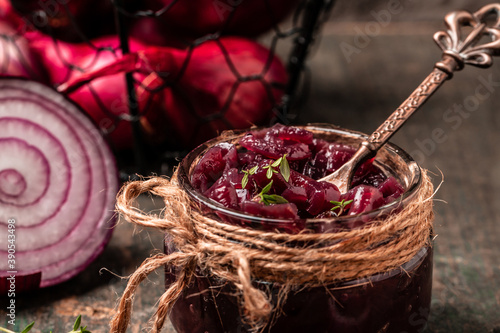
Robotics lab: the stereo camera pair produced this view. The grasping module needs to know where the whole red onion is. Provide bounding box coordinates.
[59,36,288,150]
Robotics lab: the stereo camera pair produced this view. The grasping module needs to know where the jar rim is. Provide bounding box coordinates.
[176,123,422,231]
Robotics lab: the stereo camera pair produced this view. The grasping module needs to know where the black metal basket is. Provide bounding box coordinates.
[1,0,335,177]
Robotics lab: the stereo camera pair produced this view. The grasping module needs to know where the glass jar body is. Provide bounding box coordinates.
[169,124,433,332]
[166,245,432,333]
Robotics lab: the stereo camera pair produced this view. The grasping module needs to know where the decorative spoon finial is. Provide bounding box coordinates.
[434,4,500,73]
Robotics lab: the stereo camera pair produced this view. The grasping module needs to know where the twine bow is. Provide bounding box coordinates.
[109,169,435,333]
[110,176,274,332]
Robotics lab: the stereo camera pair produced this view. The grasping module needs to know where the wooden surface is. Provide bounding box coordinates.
[2,0,500,332]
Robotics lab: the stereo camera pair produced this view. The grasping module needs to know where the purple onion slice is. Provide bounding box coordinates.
[0,79,118,291]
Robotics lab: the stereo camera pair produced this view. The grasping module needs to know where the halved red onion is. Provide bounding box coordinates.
[0,78,118,290]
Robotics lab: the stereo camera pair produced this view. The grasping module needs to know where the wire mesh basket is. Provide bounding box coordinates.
[0,0,335,177]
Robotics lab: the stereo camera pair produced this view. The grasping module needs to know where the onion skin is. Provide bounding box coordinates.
[29,34,146,86]
[29,34,167,151]
[0,78,118,291]
[0,17,46,81]
[162,37,288,148]
[60,36,288,150]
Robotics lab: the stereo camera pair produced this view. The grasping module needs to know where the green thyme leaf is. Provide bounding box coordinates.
[271,157,282,167]
[262,194,289,205]
[330,199,353,215]
[263,155,289,181]
[257,180,288,205]
[242,173,249,189]
[263,162,279,179]
[241,166,259,189]
[266,166,274,179]
[261,180,273,194]
[280,154,290,182]
[0,315,91,333]
[20,323,35,333]
[73,315,82,331]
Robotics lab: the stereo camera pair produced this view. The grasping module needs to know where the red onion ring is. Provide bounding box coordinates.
[0,78,118,290]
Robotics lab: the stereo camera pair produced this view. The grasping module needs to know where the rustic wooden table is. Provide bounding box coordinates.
[2,0,500,332]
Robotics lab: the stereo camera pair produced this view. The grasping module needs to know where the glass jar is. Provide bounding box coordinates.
[168,124,433,333]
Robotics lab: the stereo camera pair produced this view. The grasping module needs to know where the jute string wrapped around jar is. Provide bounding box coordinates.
[109,168,435,333]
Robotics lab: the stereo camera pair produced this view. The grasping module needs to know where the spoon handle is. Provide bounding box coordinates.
[320,3,500,192]
[366,68,449,154]
[365,3,500,154]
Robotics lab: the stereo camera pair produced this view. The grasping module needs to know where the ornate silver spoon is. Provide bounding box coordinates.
[320,3,500,193]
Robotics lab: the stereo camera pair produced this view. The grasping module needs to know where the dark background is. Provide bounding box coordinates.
[2,0,500,332]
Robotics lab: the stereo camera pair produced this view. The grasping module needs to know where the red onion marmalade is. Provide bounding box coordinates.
[191,124,404,225]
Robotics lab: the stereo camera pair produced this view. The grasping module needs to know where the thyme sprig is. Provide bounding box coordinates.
[0,315,90,333]
[330,199,353,216]
[241,154,290,189]
[262,154,290,181]
[0,322,34,333]
[70,315,91,333]
[257,180,289,205]
[263,159,280,179]
[241,165,258,189]
[241,154,291,205]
